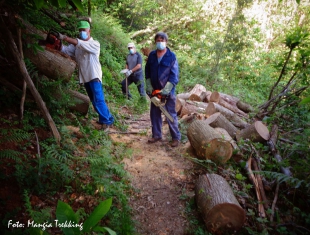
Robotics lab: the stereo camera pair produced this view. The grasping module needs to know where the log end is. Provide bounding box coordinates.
[205,203,246,233]
[255,121,270,141]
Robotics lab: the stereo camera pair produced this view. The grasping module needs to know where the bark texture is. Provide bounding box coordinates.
[236,121,270,143]
[195,174,246,234]
[187,120,233,163]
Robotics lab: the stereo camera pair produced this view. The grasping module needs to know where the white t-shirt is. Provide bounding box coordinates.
[61,37,102,84]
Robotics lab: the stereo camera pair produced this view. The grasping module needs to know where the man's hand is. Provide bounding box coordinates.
[58,33,67,40]
[145,79,153,96]
[125,70,132,77]
[160,81,174,95]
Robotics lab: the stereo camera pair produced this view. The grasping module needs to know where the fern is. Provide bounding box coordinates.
[257,171,305,189]
[0,129,32,144]
[0,149,23,162]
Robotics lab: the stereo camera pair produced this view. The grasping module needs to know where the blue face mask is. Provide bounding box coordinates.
[156,42,166,50]
[79,31,88,40]
[129,49,135,54]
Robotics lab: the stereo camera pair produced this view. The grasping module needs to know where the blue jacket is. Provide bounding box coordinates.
[145,47,179,95]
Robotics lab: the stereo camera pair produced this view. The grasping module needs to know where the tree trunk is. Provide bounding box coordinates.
[21,17,77,81]
[187,120,233,163]
[236,121,270,143]
[205,112,238,139]
[219,92,240,106]
[237,100,254,113]
[24,47,76,82]
[195,174,246,234]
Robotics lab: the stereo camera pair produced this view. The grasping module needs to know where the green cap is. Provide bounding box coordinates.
[77,21,90,29]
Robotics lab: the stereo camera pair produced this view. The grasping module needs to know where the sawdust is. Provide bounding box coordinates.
[109,112,197,235]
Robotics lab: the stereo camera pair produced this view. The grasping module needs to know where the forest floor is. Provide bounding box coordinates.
[109,111,202,235]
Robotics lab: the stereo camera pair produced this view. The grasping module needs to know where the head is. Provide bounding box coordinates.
[154,32,168,51]
[77,21,91,41]
[127,42,136,54]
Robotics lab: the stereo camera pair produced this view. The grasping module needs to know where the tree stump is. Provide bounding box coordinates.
[236,121,270,143]
[205,112,238,139]
[187,120,233,163]
[195,174,246,234]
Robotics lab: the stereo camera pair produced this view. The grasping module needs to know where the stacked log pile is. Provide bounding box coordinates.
[178,84,275,234]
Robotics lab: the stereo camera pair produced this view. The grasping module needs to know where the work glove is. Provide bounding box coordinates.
[160,81,174,95]
[150,96,161,107]
[145,79,153,96]
[58,33,67,40]
[125,70,132,77]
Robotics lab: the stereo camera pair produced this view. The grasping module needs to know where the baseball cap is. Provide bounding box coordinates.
[77,21,90,29]
[127,42,135,48]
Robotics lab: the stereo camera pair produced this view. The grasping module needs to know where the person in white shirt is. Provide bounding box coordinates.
[59,21,114,130]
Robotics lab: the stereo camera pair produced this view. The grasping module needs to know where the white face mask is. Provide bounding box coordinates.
[129,49,135,54]
[156,42,166,50]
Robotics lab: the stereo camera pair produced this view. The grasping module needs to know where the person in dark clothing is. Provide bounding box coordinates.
[121,42,145,99]
[145,32,181,147]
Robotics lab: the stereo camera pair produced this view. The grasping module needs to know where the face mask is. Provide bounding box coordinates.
[129,49,135,54]
[79,31,88,40]
[156,42,166,50]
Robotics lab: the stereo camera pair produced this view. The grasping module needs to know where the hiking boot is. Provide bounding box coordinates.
[170,139,180,147]
[148,137,162,143]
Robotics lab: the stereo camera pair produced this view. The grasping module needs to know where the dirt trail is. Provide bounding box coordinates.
[109,112,197,235]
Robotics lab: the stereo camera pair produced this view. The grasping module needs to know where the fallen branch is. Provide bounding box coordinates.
[270,181,279,222]
[3,18,61,143]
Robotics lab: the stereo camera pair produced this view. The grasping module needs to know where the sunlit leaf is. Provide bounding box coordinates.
[71,0,85,12]
[33,0,45,9]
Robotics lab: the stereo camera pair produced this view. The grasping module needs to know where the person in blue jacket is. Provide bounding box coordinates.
[58,21,114,131]
[145,32,181,147]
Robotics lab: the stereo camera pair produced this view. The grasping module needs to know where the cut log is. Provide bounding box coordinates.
[214,127,239,151]
[219,98,249,118]
[188,84,207,102]
[67,90,90,115]
[24,47,76,82]
[175,98,186,115]
[205,102,216,117]
[205,112,238,139]
[180,102,207,117]
[209,91,220,103]
[219,92,240,106]
[187,100,249,129]
[187,120,233,163]
[237,100,254,113]
[203,90,212,102]
[177,92,191,100]
[236,121,270,143]
[21,18,76,81]
[195,174,246,233]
